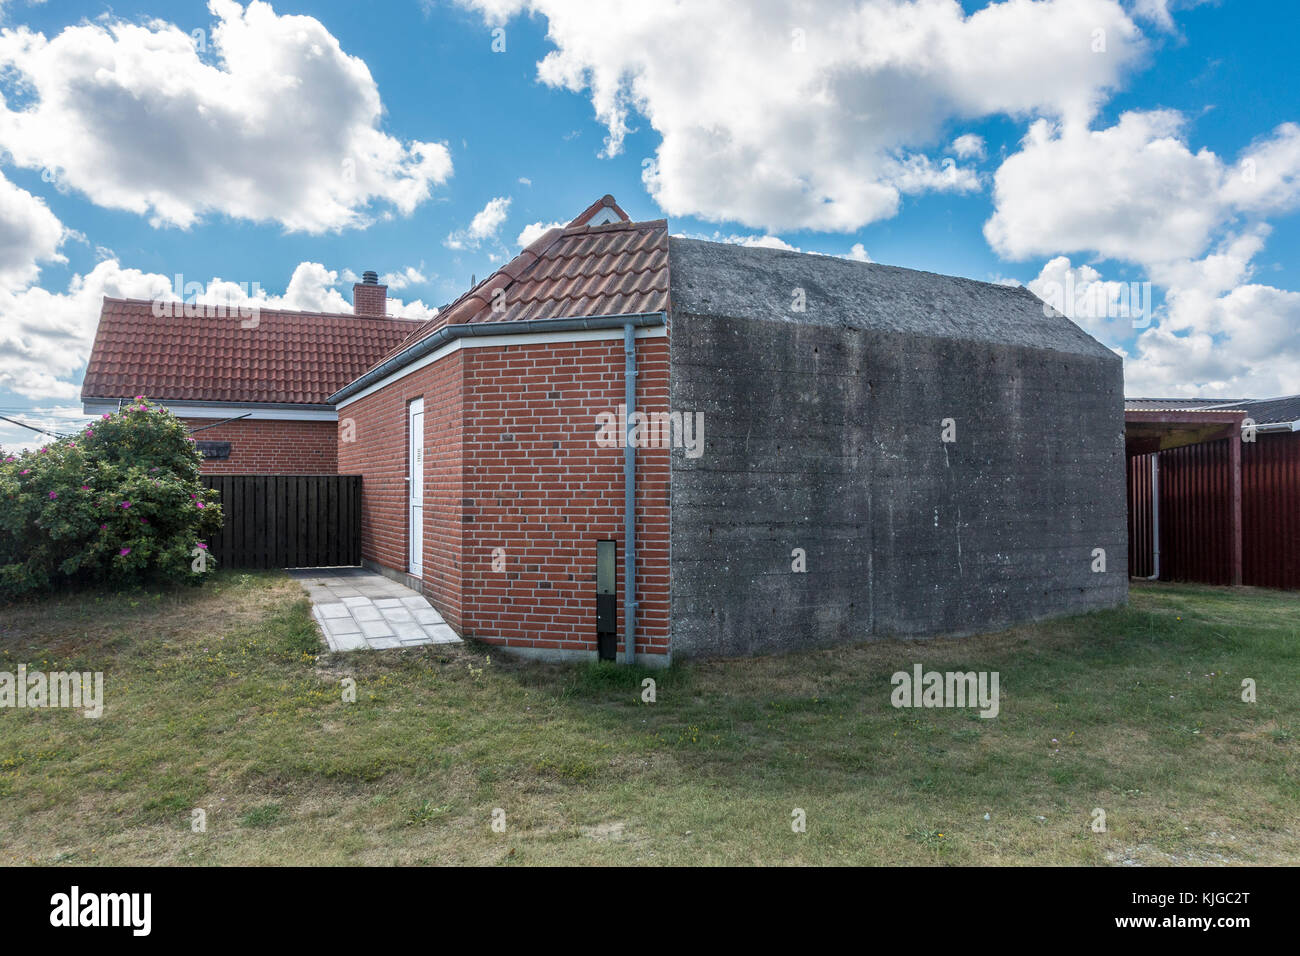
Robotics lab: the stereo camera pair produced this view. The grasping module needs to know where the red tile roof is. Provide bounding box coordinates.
[82,298,422,405]
[377,195,668,366]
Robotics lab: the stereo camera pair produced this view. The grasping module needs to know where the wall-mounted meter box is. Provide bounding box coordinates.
[596,540,616,660]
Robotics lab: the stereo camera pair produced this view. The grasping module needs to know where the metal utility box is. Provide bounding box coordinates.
[596,540,616,660]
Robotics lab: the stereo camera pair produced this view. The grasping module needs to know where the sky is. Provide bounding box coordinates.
[1,0,1298,452]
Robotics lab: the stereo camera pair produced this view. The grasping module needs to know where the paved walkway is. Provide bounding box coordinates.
[289,567,462,651]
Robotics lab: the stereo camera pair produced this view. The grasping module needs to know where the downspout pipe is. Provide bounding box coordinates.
[1147,454,1160,580]
[623,322,637,666]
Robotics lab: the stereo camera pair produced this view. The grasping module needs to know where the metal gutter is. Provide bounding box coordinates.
[329,312,668,406]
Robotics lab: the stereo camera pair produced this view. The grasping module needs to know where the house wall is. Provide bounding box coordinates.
[182,417,338,475]
[669,311,1128,656]
[338,335,670,661]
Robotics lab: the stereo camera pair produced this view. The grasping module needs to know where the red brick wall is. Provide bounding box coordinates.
[460,337,670,659]
[338,334,670,659]
[182,417,338,475]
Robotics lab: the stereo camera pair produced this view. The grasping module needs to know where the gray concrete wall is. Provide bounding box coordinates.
[668,311,1128,657]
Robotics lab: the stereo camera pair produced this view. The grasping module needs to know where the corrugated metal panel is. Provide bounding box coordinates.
[1159,438,1234,585]
[1242,431,1300,589]
[1127,453,1155,578]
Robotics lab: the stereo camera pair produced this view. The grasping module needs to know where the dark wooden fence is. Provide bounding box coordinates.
[201,475,361,569]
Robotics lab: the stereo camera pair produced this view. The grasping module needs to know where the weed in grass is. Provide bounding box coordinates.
[238,804,284,828]
[406,801,451,826]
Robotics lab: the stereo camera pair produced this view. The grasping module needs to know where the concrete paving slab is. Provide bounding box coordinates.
[289,568,463,652]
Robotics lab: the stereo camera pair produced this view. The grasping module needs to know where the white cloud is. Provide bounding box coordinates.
[887,154,980,194]
[1027,255,1152,343]
[1125,289,1300,398]
[0,169,66,287]
[708,233,800,251]
[1022,231,1300,398]
[951,133,986,159]
[380,266,428,290]
[0,0,452,232]
[445,196,512,249]
[389,298,438,320]
[985,113,1300,267]
[985,110,1300,397]
[190,261,438,318]
[1121,228,1300,396]
[461,0,1144,232]
[1130,0,1213,32]
[679,231,872,263]
[0,259,173,400]
[516,219,565,247]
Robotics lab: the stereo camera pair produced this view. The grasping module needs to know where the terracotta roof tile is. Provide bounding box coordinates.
[372,196,669,372]
[81,298,422,405]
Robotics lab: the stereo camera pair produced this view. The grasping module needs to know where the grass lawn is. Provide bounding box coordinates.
[0,571,1296,865]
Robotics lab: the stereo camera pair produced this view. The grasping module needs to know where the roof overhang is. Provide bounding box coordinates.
[82,398,337,421]
[1124,409,1246,456]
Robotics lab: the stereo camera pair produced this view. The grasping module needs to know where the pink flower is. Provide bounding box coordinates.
[135,395,144,401]
[102,414,110,420]
[120,501,131,509]
[119,547,131,556]
[3,456,13,462]
[85,430,94,437]
[197,542,208,550]
[19,469,29,475]
[48,491,57,500]
[100,524,108,531]
[196,501,205,509]
[80,485,90,491]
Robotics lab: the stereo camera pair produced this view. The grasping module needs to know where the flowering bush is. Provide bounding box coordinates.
[0,398,223,599]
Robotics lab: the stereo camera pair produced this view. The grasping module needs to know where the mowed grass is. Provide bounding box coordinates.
[0,572,1296,865]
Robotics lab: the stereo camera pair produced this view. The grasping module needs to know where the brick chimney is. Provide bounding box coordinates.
[353,270,388,316]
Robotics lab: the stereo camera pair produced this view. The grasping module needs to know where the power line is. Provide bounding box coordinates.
[0,415,71,440]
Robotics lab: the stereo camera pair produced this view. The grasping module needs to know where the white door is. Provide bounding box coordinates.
[408,399,424,576]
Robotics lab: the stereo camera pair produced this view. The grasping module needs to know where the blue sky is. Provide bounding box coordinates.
[1,0,1298,450]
